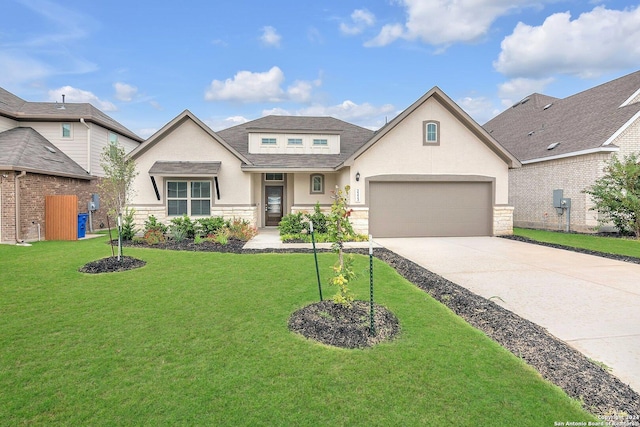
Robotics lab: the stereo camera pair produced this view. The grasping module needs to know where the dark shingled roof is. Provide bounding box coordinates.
[217,115,375,169]
[483,70,640,163]
[0,87,143,142]
[149,161,221,176]
[0,127,93,179]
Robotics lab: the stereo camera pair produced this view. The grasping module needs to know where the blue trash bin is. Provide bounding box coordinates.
[78,213,89,238]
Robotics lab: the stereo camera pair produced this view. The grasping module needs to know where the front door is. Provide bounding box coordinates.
[265,186,284,226]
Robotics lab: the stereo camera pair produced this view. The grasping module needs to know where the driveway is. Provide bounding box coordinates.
[374,236,640,394]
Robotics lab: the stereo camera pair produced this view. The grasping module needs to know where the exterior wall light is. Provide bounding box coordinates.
[356,172,360,182]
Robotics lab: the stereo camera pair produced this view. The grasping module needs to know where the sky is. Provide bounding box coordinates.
[2,0,640,139]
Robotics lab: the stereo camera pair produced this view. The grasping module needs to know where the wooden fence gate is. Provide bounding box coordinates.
[45,195,78,240]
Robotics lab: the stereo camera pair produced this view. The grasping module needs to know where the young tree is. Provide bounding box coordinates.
[583,153,640,238]
[327,185,356,307]
[98,143,139,258]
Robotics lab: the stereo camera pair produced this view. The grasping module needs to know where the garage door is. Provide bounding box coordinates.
[369,181,492,237]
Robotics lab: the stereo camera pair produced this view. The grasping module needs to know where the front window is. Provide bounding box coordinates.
[310,174,324,194]
[167,180,211,216]
[62,123,72,138]
[313,139,328,146]
[288,138,302,145]
[262,137,277,145]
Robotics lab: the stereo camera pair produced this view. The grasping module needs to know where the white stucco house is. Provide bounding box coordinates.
[484,70,640,233]
[128,87,520,237]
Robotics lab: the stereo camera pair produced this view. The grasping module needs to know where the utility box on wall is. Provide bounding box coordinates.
[89,193,100,211]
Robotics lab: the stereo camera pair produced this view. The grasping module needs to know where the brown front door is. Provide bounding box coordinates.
[265,186,284,226]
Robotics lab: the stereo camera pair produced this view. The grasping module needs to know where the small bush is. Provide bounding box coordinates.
[143,229,165,245]
[143,215,168,235]
[170,215,198,239]
[226,218,257,241]
[120,208,137,241]
[279,212,306,235]
[198,216,226,236]
[305,203,328,234]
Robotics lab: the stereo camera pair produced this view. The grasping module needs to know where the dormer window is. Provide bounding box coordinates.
[262,138,277,145]
[313,139,328,146]
[423,120,440,145]
[288,138,302,145]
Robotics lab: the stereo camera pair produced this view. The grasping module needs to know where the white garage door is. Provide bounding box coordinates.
[369,181,493,237]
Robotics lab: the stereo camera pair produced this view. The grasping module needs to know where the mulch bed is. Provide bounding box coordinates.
[81,237,639,417]
[289,300,400,349]
[79,256,146,274]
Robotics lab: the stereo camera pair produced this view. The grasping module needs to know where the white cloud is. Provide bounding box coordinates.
[48,86,117,111]
[205,67,321,103]
[494,6,640,78]
[497,77,555,108]
[206,115,250,131]
[137,128,158,139]
[262,100,396,129]
[340,9,376,35]
[366,0,541,47]
[113,82,138,102]
[456,96,502,125]
[260,26,282,47]
[0,52,52,85]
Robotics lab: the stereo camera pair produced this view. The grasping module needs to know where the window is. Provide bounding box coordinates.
[265,173,284,181]
[62,123,72,138]
[310,174,324,194]
[313,139,328,146]
[167,180,211,216]
[423,120,440,145]
[288,138,302,145]
[108,132,119,158]
[262,137,277,145]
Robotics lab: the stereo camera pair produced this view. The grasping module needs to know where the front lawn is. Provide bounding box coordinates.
[0,237,595,425]
[514,227,640,258]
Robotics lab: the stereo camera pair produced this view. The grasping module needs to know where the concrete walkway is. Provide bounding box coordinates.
[243,227,380,250]
[374,236,640,394]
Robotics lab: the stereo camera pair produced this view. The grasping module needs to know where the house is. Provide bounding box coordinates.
[0,87,143,243]
[129,87,520,237]
[484,70,640,233]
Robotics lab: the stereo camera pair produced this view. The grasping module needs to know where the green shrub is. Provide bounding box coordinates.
[198,216,226,236]
[120,208,137,241]
[170,215,198,239]
[305,203,328,234]
[279,212,306,235]
[143,215,168,235]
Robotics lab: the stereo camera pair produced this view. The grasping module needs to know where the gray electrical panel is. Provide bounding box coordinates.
[89,193,100,211]
[552,189,571,231]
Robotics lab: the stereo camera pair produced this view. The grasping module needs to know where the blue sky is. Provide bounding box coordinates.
[2,0,639,138]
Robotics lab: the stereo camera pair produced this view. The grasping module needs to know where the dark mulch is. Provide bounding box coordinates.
[288,300,400,349]
[83,236,638,417]
[79,256,146,274]
[124,238,247,253]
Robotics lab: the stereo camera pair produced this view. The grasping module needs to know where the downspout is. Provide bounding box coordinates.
[15,171,26,243]
[80,118,91,174]
[80,118,93,232]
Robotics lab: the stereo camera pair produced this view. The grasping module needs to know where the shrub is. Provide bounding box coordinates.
[143,215,168,235]
[279,212,306,235]
[120,208,137,241]
[198,216,226,236]
[170,215,198,239]
[143,229,165,245]
[226,218,257,241]
[305,203,328,234]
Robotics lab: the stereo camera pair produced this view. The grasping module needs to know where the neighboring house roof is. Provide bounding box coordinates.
[0,87,143,142]
[129,110,251,164]
[483,70,640,164]
[218,115,375,170]
[0,127,94,180]
[344,86,520,168]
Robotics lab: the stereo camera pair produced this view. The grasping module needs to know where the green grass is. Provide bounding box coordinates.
[0,237,596,425]
[514,227,640,258]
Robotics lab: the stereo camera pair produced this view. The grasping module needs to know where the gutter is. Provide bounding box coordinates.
[15,170,26,243]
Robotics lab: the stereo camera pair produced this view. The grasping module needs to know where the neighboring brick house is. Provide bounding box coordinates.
[129,87,520,237]
[484,70,640,233]
[0,88,143,243]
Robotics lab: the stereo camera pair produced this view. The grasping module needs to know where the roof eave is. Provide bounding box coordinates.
[521,146,619,165]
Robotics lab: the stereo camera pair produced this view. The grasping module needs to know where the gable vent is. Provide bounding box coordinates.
[543,103,553,110]
[547,142,560,150]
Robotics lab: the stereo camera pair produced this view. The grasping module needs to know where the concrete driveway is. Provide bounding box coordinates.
[374,236,640,394]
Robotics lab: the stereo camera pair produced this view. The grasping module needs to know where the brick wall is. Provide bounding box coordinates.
[0,171,108,243]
